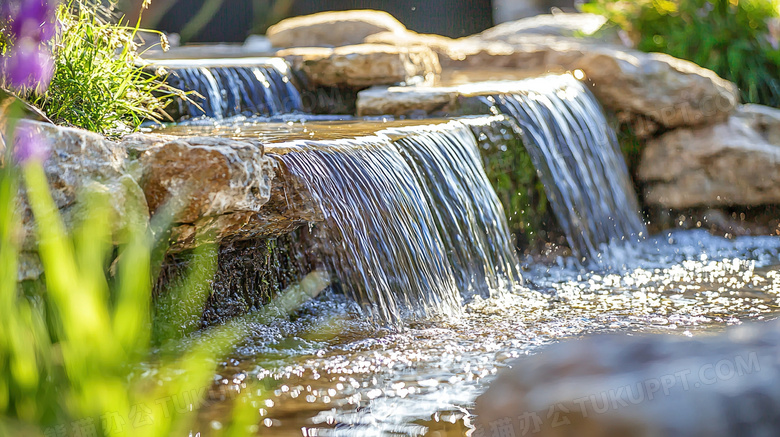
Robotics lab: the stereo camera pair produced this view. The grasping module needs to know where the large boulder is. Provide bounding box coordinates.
[573,47,738,129]
[456,38,737,129]
[638,111,780,209]
[122,134,325,251]
[366,16,738,129]
[267,10,407,48]
[3,120,324,281]
[277,44,440,88]
[475,321,780,437]
[2,120,148,280]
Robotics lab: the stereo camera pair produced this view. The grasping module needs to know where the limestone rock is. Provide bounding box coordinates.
[475,320,780,437]
[364,30,465,62]
[735,103,780,145]
[120,134,316,251]
[356,86,459,117]
[277,44,440,88]
[267,10,407,48]
[638,116,780,208]
[122,135,271,223]
[1,121,148,280]
[473,12,610,42]
[5,119,324,276]
[369,29,737,128]
[11,121,146,245]
[573,47,738,129]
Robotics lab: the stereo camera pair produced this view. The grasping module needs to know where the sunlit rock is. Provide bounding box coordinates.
[1,120,147,280]
[277,44,440,88]
[474,12,611,41]
[475,320,780,437]
[639,115,780,208]
[367,16,738,129]
[267,10,407,48]
[121,134,320,251]
[735,103,780,146]
[356,86,459,117]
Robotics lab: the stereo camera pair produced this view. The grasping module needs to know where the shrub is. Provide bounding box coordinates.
[1,0,176,135]
[584,0,780,107]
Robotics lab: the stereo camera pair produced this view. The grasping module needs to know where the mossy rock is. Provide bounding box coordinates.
[467,117,555,252]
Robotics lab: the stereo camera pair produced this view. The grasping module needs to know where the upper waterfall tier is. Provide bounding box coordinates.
[154,58,304,119]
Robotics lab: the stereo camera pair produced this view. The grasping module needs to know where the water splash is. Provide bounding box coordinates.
[162,58,303,118]
[485,74,646,260]
[273,119,520,322]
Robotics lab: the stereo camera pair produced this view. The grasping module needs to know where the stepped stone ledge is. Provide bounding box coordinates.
[3,120,322,281]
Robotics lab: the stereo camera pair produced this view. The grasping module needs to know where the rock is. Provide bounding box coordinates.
[277,44,440,88]
[356,86,459,117]
[735,103,780,145]
[638,116,780,209]
[267,10,407,48]
[3,120,323,281]
[12,121,146,245]
[573,47,738,129]
[475,321,780,437]
[369,30,737,128]
[121,134,320,251]
[122,135,272,224]
[364,30,462,61]
[356,74,573,118]
[0,120,148,280]
[473,12,610,41]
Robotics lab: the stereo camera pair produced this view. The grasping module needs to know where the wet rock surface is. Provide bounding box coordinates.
[277,44,440,88]
[475,320,780,437]
[736,103,780,146]
[638,113,780,209]
[267,10,407,49]
[155,230,317,328]
[356,76,569,117]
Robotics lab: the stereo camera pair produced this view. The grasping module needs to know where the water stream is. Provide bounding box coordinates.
[195,230,780,437]
[273,119,520,322]
[484,74,646,260]
[159,58,303,118]
[148,70,780,436]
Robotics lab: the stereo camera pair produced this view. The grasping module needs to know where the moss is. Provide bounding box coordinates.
[468,119,554,252]
[154,230,315,327]
[615,120,645,182]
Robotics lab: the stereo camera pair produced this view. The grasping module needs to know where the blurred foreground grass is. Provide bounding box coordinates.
[0,110,330,436]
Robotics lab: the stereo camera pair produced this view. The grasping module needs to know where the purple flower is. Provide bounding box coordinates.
[1,0,59,95]
[5,0,56,42]
[13,123,50,164]
[3,42,54,92]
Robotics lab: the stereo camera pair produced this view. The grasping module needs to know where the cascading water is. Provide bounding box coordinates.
[273,119,520,322]
[483,74,647,260]
[161,58,303,118]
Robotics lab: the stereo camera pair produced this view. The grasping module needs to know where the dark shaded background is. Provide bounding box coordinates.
[152,0,494,43]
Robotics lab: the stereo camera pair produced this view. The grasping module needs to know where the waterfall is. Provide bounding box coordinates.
[161,58,303,119]
[273,118,520,322]
[484,74,646,260]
